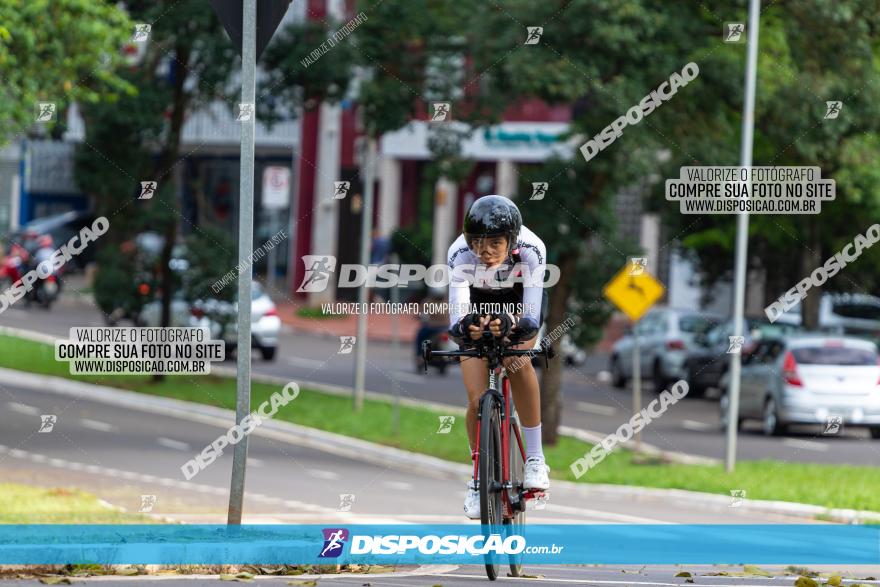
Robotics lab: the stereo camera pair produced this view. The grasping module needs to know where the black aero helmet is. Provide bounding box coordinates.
[463,195,522,253]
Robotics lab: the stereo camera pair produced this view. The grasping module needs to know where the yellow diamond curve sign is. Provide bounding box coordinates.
[603,261,665,321]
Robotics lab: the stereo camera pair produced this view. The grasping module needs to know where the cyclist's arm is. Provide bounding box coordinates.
[517,234,546,329]
[447,237,472,329]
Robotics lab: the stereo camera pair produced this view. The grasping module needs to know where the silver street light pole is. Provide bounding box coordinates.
[353,137,377,411]
[725,0,761,473]
[227,0,256,524]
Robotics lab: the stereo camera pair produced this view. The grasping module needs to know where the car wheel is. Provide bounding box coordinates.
[610,356,626,388]
[719,392,743,431]
[682,366,706,398]
[653,360,667,394]
[260,346,277,361]
[762,397,786,436]
[870,427,880,440]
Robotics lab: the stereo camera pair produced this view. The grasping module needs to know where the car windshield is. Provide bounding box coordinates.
[679,315,718,333]
[792,346,878,366]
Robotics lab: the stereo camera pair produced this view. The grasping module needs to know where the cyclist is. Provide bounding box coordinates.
[446,194,550,519]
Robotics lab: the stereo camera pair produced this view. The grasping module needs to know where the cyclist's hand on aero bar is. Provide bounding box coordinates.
[488,313,515,338]
[470,314,491,340]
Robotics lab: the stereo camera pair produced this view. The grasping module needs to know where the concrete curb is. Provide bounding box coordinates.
[4,326,880,524]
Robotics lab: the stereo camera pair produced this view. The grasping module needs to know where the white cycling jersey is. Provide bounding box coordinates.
[446,224,546,328]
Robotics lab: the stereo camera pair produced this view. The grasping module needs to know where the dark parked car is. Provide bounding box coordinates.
[683,316,803,397]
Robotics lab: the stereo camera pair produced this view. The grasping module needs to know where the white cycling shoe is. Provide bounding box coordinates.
[464,479,481,519]
[524,456,550,490]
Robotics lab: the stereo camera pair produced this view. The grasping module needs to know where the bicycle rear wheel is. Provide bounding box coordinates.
[505,410,525,577]
[479,392,503,581]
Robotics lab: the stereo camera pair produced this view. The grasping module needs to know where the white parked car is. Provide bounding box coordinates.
[140,282,281,361]
[720,334,880,437]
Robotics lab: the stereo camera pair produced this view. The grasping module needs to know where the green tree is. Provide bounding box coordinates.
[75,0,239,345]
[655,0,880,328]
[0,0,134,144]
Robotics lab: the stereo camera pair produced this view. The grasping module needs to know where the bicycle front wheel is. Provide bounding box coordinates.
[505,411,525,576]
[479,392,503,581]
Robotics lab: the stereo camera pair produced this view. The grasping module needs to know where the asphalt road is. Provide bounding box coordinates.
[1,376,859,583]
[2,294,878,466]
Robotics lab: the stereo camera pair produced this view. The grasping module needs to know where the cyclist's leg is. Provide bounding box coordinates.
[461,356,489,452]
[503,336,540,427]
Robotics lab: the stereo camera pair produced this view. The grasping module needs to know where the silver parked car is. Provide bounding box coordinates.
[719,335,880,438]
[609,307,723,394]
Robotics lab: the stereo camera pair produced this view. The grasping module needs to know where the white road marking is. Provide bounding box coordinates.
[391,370,427,384]
[783,438,828,452]
[0,443,335,514]
[576,401,617,416]
[681,419,713,431]
[382,480,414,491]
[157,437,191,451]
[248,458,264,467]
[6,402,39,415]
[543,503,669,524]
[283,356,325,369]
[308,469,341,480]
[79,418,118,432]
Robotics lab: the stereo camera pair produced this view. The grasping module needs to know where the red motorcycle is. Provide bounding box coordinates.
[0,244,28,291]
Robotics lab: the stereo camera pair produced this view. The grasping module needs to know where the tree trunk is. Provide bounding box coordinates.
[153,45,190,381]
[800,217,822,329]
[539,251,576,446]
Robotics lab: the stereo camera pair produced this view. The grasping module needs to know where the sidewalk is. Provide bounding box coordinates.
[275,301,422,343]
[276,299,632,349]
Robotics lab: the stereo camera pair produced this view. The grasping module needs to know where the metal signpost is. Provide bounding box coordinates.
[603,260,665,452]
[726,0,761,473]
[262,165,291,292]
[353,137,377,411]
[210,0,290,525]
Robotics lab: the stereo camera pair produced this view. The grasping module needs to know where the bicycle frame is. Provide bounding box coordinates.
[424,330,552,517]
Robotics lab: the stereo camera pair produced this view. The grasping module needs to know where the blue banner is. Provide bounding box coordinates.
[0,524,876,565]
